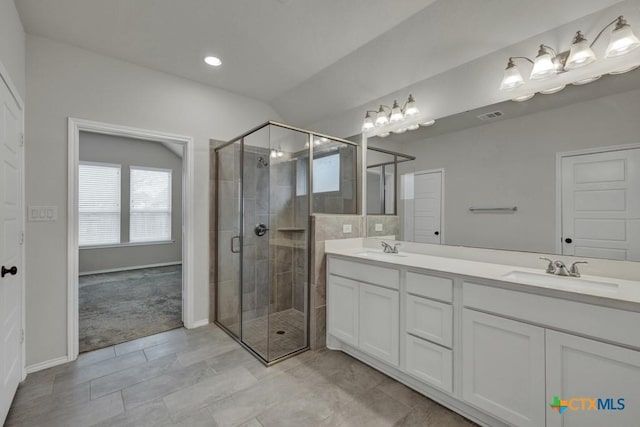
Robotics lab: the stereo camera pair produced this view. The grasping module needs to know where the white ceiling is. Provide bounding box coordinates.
[16,0,624,127]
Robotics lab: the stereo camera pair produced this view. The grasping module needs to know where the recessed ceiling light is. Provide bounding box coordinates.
[204,56,222,67]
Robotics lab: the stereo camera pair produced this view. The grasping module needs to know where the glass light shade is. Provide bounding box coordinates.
[530,52,556,80]
[420,120,436,127]
[572,75,601,85]
[539,85,566,94]
[270,149,278,158]
[362,113,374,131]
[500,63,524,90]
[565,37,596,70]
[375,107,389,126]
[390,101,404,123]
[605,24,640,58]
[512,93,535,102]
[407,123,420,131]
[404,102,419,117]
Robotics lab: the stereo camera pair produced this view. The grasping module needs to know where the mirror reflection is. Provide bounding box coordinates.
[366,71,640,261]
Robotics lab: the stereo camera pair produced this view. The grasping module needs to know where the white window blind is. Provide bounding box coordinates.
[130,167,172,242]
[79,163,121,246]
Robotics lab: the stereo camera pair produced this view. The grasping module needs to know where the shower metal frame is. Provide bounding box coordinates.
[213,121,358,366]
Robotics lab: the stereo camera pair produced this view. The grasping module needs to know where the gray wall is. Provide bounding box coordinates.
[25,35,280,367]
[79,132,183,273]
[0,0,26,98]
[392,87,640,254]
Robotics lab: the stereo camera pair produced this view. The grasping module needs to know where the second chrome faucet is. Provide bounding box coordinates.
[540,257,588,277]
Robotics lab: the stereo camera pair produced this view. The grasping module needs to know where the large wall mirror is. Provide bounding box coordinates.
[365,70,640,262]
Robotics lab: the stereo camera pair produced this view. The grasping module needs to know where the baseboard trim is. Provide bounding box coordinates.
[26,355,70,374]
[190,319,210,329]
[79,261,182,276]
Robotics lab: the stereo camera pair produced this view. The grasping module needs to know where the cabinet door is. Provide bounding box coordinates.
[462,309,545,427]
[359,283,399,366]
[546,330,640,427]
[405,334,453,393]
[327,275,359,346]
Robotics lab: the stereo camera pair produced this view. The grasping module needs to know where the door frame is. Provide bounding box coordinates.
[0,61,26,381]
[555,142,640,255]
[67,118,195,360]
[413,168,445,244]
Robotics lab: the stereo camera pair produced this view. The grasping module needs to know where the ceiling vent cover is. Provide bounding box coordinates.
[477,111,504,121]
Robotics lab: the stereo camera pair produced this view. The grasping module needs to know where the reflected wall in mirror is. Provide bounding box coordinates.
[365,70,640,261]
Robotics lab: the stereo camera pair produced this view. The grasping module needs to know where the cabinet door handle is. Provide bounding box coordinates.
[1,265,17,278]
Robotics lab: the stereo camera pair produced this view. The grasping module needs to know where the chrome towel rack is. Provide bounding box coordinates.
[469,206,518,212]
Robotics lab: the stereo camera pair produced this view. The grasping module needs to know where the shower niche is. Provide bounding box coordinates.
[213,122,357,364]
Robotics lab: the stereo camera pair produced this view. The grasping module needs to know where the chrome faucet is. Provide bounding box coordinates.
[540,257,587,277]
[381,241,401,254]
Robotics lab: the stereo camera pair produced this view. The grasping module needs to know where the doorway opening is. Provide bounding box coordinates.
[68,119,194,359]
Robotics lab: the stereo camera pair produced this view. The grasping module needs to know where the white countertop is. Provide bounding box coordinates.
[325,246,640,306]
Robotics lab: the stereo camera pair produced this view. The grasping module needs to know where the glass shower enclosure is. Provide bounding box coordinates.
[214,122,357,364]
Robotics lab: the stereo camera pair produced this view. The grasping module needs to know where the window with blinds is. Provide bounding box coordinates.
[130,167,172,242]
[79,162,121,246]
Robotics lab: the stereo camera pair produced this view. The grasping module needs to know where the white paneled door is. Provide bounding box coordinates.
[414,170,442,244]
[561,148,640,261]
[0,78,23,423]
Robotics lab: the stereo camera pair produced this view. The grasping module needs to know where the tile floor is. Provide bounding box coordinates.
[7,324,476,427]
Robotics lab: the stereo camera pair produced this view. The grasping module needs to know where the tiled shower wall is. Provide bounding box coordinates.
[310,214,364,350]
[366,215,400,238]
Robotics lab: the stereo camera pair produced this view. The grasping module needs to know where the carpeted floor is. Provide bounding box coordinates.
[79,265,183,353]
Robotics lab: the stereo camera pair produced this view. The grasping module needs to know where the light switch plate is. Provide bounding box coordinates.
[375,223,383,231]
[342,224,352,233]
[28,206,58,222]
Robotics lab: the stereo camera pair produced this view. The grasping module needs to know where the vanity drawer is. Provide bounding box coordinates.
[463,282,640,349]
[406,295,453,348]
[329,257,399,290]
[407,271,453,303]
[405,334,453,393]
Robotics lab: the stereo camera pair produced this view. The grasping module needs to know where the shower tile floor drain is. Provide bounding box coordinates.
[276,330,285,334]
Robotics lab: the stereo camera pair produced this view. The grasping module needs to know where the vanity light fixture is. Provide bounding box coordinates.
[204,56,222,67]
[361,94,430,134]
[499,15,640,97]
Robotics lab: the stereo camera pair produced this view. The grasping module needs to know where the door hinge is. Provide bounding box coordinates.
[19,133,24,147]
[20,329,24,344]
[19,231,24,245]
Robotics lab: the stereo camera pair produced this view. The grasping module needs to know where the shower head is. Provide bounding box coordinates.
[257,156,269,168]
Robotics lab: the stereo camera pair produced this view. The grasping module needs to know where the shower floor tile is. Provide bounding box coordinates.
[240,308,306,361]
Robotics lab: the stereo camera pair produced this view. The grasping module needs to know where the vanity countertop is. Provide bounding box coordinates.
[325,246,640,307]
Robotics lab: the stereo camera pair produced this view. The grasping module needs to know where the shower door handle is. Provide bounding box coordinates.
[255,223,269,237]
[230,236,241,253]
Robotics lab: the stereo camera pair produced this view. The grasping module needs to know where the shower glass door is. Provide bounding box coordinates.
[215,140,242,337]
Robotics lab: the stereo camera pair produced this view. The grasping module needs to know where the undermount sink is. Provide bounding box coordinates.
[502,270,618,294]
[354,250,409,258]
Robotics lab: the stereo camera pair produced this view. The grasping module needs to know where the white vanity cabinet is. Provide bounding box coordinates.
[327,257,400,366]
[326,253,640,427]
[462,309,546,427]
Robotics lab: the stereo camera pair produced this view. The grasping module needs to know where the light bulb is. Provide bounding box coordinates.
[500,59,524,90]
[565,31,596,70]
[539,85,566,94]
[375,106,389,127]
[512,94,535,102]
[530,45,557,80]
[362,112,374,131]
[277,150,284,158]
[270,150,277,158]
[572,76,601,85]
[404,94,419,117]
[605,17,640,58]
[389,100,404,123]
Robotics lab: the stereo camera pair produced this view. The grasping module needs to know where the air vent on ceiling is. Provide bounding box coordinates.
[477,111,504,121]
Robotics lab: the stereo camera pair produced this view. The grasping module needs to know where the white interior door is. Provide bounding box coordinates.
[561,148,640,261]
[0,78,24,423]
[414,171,442,244]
